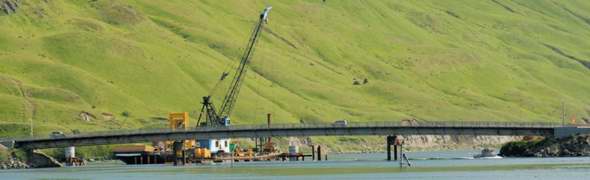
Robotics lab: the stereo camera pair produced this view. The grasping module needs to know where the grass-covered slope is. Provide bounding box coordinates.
[1,0,590,137]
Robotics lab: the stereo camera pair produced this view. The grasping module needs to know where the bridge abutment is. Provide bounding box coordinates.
[25,149,63,168]
[554,127,590,138]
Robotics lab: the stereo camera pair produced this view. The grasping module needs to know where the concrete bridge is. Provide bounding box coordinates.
[3,121,589,150]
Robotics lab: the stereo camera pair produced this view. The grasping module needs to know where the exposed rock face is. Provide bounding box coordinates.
[394,120,522,150]
[1,0,20,15]
[402,135,521,150]
[315,135,521,153]
[500,134,590,157]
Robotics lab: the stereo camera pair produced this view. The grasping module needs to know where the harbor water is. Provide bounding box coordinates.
[2,150,590,179]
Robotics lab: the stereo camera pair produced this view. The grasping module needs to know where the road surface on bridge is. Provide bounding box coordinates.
[4,121,583,149]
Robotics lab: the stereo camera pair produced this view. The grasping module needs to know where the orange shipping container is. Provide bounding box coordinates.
[113,144,155,153]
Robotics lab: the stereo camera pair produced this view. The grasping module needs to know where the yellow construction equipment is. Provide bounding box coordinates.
[167,112,195,148]
[112,144,157,153]
[194,147,212,159]
[169,112,189,130]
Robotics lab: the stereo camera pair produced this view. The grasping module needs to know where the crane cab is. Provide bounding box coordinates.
[197,139,230,155]
[197,116,231,154]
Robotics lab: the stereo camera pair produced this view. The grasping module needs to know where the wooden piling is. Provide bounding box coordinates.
[394,144,398,161]
[311,145,315,160]
[386,136,393,161]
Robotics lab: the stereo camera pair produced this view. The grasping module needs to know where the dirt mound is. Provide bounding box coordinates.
[95,0,144,25]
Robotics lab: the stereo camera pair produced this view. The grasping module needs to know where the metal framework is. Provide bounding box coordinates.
[198,6,272,127]
[7,121,571,149]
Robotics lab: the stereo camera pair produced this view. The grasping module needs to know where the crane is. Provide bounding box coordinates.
[197,6,272,127]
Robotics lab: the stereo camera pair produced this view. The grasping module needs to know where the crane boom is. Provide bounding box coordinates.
[198,7,272,127]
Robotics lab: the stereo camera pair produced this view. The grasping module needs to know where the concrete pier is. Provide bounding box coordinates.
[317,145,322,161]
[386,135,401,161]
[172,141,185,166]
[311,145,315,160]
[26,149,63,168]
[65,146,75,159]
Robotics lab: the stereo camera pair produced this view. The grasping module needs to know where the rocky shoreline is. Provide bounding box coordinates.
[291,134,520,154]
[0,147,61,169]
[0,160,29,169]
[500,134,590,157]
[0,134,532,169]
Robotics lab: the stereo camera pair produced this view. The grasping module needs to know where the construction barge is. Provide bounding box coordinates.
[113,144,314,165]
[112,7,322,165]
[112,112,317,165]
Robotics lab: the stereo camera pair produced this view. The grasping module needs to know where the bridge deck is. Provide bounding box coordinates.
[2,121,566,149]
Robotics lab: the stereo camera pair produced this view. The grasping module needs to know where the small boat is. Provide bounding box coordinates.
[473,148,502,159]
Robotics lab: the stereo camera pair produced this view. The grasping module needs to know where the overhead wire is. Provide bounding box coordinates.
[207,18,249,97]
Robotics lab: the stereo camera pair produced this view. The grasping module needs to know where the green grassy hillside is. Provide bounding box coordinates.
[1,0,590,138]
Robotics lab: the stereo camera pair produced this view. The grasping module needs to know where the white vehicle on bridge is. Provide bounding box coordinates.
[333,120,348,127]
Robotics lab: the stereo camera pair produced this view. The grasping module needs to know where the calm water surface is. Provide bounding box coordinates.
[2,150,590,179]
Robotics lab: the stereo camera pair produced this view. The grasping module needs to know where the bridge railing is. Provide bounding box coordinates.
[5,121,562,142]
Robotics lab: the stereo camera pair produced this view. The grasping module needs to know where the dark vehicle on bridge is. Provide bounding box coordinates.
[50,131,65,138]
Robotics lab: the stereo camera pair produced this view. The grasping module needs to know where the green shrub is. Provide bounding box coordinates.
[0,149,9,162]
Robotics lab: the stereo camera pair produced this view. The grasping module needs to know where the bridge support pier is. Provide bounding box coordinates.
[311,145,315,161]
[387,136,400,161]
[317,145,322,161]
[172,141,185,166]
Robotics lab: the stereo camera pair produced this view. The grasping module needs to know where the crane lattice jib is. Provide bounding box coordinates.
[218,7,271,119]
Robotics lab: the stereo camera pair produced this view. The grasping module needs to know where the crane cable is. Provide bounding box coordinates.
[207,4,266,97]
[206,26,247,97]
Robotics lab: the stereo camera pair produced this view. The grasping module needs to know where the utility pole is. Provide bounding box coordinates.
[561,101,566,126]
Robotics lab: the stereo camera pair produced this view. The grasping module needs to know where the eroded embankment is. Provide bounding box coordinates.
[500,134,590,157]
